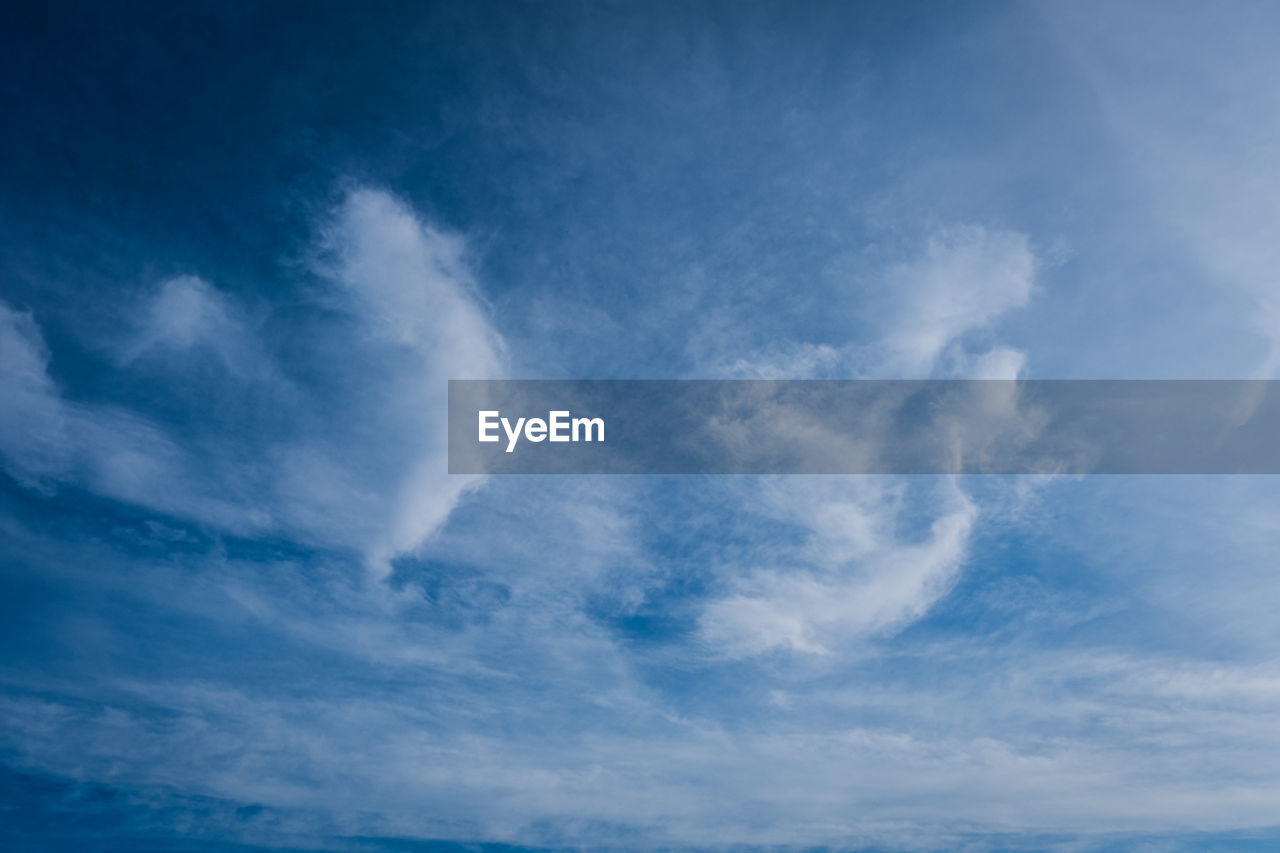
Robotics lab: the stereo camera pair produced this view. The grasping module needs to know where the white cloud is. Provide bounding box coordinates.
[317,189,504,376]
[961,344,1027,380]
[700,478,976,656]
[699,225,1036,381]
[695,226,1037,658]
[8,636,1280,848]
[878,226,1036,377]
[0,303,73,485]
[120,274,270,378]
[0,188,506,574]
[304,188,505,573]
[0,301,259,528]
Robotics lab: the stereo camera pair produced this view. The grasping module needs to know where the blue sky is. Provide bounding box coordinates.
[3,1,1280,850]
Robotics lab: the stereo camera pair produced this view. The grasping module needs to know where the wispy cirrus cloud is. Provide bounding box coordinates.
[694,224,1038,658]
[0,188,503,572]
[705,224,1036,381]
[118,274,274,380]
